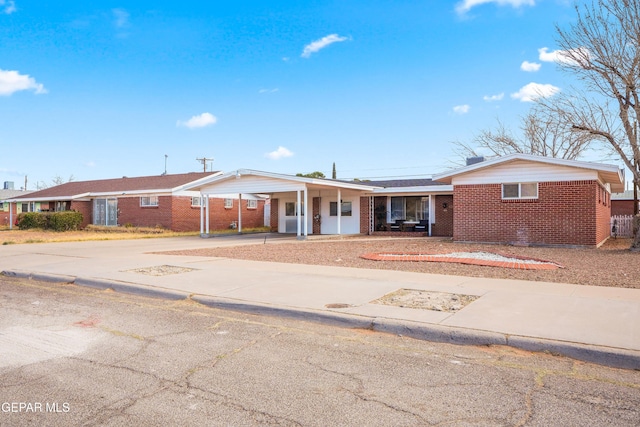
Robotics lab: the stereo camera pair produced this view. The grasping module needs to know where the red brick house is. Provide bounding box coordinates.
[184,157,624,247]
[7,172,266,232]
[611,190,639,216]
[1,188,33,227]
[433,154,625,247]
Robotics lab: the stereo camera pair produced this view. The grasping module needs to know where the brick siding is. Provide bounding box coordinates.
[431,195,453,237]
[360,197,371,234]
[270,199,279,232]
[453,180,607,247]
[611,199,637,216]
[70,201,92,229]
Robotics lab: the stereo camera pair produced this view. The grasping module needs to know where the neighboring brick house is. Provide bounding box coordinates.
[7,172,266,232]
[611,190,639,216]
[1,188,33,227]
[433,154,625,247]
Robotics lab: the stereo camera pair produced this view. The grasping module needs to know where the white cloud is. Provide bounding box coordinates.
[0,69,47,96]
[453,104,470,114]
[1,0,16,15]
[511,82,560,102]
[177,112,218,129]
[259,88,279,94]
[538,47,589,66]
[520,61,541,72]
[483,93,504,102]
[456,0,535,15]
[265,146,293,160]
[301,34,348,58]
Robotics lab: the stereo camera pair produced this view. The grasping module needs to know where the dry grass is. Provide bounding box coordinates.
[0,226,199,245]
[162,236,640,289]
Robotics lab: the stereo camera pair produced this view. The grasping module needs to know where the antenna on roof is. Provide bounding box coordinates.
[196,156,214,172]
[162,154,168,175]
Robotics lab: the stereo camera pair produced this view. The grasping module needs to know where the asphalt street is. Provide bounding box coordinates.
[1,278,639,426]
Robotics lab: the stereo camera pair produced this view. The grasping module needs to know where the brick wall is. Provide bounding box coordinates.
[453,180,605,247]
[270,199,279,232]
[431,195,453,237]
[70,201,92,229]
[611,200,637,216]
[0,203,18,227]
[117,196,173,229]
[312,197,321,234]
[360,196,371,234]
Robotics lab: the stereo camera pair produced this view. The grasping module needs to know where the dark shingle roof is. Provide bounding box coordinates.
[11,172,219,200]
[360,178,448,188]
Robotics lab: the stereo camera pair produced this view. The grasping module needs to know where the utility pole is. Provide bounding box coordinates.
[196,157,214,172]
[163,154,168,175]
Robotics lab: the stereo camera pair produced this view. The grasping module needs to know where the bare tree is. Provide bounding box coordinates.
[544,0,640,249]
[453,108,594,162]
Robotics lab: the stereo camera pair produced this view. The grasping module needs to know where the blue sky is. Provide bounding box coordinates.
[1,0,588,189]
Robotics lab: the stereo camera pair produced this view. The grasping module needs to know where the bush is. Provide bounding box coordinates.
[16,211,83,231]
[48,211,83,231]
[16,212,48,230]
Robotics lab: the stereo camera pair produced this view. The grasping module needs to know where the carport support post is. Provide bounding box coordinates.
[205,195,210,234]
[199,195,204,235]
[237,194,242,233]
[296,190,302,239]
[9,202,13,230]
[337,189,341,235]
[303,187,308,238]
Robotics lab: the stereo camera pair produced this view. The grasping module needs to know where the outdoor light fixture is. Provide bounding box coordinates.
[442,202,448,209]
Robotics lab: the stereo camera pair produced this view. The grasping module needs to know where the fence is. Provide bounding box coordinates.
[611,215,634,238]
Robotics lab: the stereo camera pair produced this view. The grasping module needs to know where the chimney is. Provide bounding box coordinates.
[466,156,485,166]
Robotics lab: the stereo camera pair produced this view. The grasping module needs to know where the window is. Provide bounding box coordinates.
[140,196,159,207]
[192,197,202,207]
[502,183,538,200]
[329,201,352,216]
[247,199,257,209]
[390,196,429,222]
[285,202,304,216]
[224,198,233,209]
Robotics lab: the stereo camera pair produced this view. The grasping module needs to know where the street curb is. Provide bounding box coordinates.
[3,270,639,370]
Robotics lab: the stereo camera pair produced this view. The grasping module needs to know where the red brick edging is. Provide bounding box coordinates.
[360,252,562,270]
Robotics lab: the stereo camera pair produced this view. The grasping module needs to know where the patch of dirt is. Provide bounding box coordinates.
[373,289,478,312]
[125,265,197,276]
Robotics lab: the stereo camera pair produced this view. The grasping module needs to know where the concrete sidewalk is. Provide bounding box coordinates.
[1,234,639,369]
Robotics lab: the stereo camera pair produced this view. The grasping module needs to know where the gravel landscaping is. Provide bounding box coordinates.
[162,236,640,289]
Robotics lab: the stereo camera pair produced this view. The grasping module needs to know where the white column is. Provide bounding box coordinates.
[199,195,204,235]
[296,189,301,238]
[238,194,242,233]
[205,195,210,234]
[337,189,341,235]
[9,202,13,230]
[303,187,308,237]
[428,195,433,237]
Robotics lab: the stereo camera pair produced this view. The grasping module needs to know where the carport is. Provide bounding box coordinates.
[183,169,380,239]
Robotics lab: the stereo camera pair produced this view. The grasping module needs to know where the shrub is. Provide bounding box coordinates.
[48,211,83,231]
[16,211,83,231]
[16,212,48,230]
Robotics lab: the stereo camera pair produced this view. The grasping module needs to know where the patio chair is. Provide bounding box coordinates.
[389,219,403,231]
[413,220,427,232]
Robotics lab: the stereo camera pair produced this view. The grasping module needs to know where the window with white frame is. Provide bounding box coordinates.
[140,196,159,207]
[247,199,257,209]
[191,197,202,207]
[224,198,233,209]
[389,196,429,222]
[502,183,538,200]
